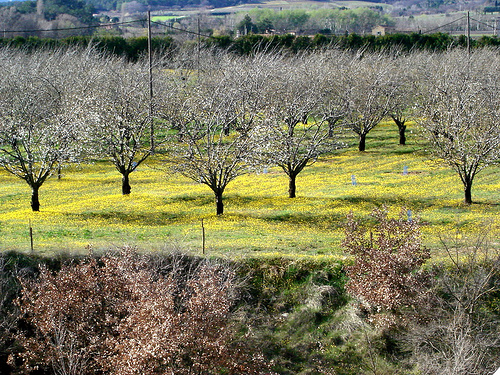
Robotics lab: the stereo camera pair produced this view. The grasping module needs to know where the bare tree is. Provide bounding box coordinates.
[86,56,166,195]
[415,49,500,204]
[342,53,399,152]
[406,229,500,375]
[0,49,90,211]
[315,50,352,139]
[161,51,269,215]
[388,53,419,146]
[259,53,345,198]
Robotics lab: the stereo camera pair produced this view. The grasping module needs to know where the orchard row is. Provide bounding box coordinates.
[1,46,499,214]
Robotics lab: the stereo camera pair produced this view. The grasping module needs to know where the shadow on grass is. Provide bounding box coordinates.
[59,192,495,230]
[65,211,184,225]
[167,194,214,204]
[390,146,421,155]
[328,195,440,211]
[470,200,500,207]
[226,194,444,229]
[62,194,216,225]
[234,211,348,230]
[60,194,346,229]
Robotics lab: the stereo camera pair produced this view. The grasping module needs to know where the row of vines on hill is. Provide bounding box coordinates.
[1,46,500,213]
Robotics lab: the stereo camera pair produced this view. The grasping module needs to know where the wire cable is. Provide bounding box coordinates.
[1,19,146,34]
[422,15,466,34]
[470,17,496,30]
[151,20,212,38]
[0,11,485,39]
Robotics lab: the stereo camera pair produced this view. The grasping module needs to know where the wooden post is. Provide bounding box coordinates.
[29,219,34,253]
[201,219,205,255]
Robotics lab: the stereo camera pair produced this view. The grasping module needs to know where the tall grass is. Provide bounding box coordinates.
[1,121,500,258]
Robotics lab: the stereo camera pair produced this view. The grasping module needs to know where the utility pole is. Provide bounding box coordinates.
[467,11,471,55]
[197,15,201,72]
[36,0,44,16]
[147,10,154,153]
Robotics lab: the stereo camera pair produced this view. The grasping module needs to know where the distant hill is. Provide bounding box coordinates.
[0,0,96,23]
[0,0,250,13]
[86,0,248,12]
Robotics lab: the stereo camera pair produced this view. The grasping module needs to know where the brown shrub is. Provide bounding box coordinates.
[13,248,271,375]
[405,232,500,375]
[342,207,431,326]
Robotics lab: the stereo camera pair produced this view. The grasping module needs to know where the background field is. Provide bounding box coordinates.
[1,121,500,258]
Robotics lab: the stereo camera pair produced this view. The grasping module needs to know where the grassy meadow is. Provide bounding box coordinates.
[1,120,500,259]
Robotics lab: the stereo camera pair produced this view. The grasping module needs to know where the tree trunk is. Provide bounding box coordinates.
[464,181,472,205]
[328,124,334,138]
[288,174,297,198]
[392,116,407,146]
[328,117,340,138]
[31,185,40,212]
[358,133,366,152]
[122,172,131,195]
[215,191,224,215]
[398,124,407,146]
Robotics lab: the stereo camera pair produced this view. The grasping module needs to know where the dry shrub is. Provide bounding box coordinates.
[0,256,21,375]
[13,248,270,375]
[342,207,431,327]
[405,231,500,375]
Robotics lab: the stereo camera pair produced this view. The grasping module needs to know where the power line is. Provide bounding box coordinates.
[422,15,466,34]
[470,16,496,30]
[0,16,212,39]
[1,19,146,34]
[0,11,492,41]
[151,20,211,38]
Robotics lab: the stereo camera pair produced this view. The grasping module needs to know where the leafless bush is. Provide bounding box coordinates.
[13,248,271,374]
[405,230,500,375]
[0,256,20,374]
[342,207,431,327]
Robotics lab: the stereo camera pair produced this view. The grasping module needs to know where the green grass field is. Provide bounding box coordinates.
[151,15,186,22]
[152,0,391,17]
[1,121,500,258]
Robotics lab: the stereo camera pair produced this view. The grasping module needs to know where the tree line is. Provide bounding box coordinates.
[0,35,175,61]
[1,46,500,215]
[234,7,393,35]
[3,32,500,60]
[206,32,500,54]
